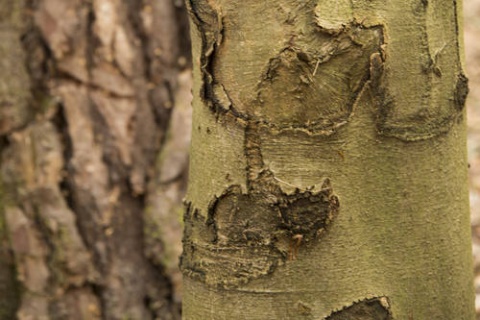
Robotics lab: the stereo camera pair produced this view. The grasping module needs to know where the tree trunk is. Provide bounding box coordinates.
[0,0,191,319]
[182,0,475,319]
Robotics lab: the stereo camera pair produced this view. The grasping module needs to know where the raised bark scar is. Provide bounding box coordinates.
[181,121,339,288]
[188,0,386,135]
[182,0,346,289]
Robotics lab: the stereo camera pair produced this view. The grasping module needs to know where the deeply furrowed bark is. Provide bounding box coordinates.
[182,0,475,319]
[0,0,191,319]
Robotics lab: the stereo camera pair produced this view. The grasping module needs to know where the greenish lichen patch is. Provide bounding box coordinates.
[325,296,392,320]
[180,177,339,288]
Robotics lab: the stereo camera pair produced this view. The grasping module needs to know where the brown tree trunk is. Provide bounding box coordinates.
[182,0,474,319]
[0,0,191,319]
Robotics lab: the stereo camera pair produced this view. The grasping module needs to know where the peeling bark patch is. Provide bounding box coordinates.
[454,73,469,111]
[253,22,383,134]
[188,1,384,134]
[182,86,339,288]
[181,179,339,288]
[325,297,392,320]
[186,0,225,113]
[181,200,283,288]
[370,2,467,141]
[279,185,338,242]
[372,63,468,141]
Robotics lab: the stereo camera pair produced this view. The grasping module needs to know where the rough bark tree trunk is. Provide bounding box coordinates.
[182,0,475,319]
[0,0,191,319]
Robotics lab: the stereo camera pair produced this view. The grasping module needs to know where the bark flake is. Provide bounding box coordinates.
[370,1,467,141]
[254,20,383,135]
[181,177,339,289]
[186,0,227,114]
[325,296,392,320]
[454,73,469,111]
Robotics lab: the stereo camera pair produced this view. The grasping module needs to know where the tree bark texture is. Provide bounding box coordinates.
[0,0,191,319]
[182,0,474,319]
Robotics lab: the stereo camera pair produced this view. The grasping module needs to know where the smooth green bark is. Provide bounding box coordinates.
[182,0,474,319]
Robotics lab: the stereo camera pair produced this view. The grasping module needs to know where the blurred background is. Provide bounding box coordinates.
[0,0,479,319]
[465,0,480,316]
